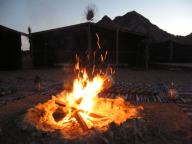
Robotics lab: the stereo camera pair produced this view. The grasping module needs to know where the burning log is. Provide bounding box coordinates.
[55,99,66,107]
[89,112,105,119]
[72,110,89,132]
[55,99,106,119]
[56,100,90,132]
[56,99,109,132]
[55,99,109,132]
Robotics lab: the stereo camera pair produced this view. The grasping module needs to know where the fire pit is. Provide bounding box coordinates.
[22,68,143,139]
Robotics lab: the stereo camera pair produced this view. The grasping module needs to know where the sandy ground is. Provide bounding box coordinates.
[0,67,191,88]
[0,68,192,143]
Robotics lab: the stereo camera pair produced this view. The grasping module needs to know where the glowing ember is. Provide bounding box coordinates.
[23,33,143,139]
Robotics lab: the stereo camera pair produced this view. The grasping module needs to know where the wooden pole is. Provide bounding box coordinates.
[169,41,173,62]
[28,27,34,66]
[116,29,119,67]
[88,23,91,52]
[55,99,66,107]
[87,23,92,69]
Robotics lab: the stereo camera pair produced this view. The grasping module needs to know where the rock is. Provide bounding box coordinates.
[52,107,66,122]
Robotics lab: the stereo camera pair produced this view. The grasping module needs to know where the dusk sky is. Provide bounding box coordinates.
[0,0,192,36]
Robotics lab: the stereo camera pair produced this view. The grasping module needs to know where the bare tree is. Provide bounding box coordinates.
[84,4,96,22]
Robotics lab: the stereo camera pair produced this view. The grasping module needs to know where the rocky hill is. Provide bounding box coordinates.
[97,11,192,44]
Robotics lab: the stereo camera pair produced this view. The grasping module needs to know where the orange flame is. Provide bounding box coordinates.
[96,33,101,49]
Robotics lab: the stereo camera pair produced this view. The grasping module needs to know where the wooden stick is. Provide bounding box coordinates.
[55,99,66,107]
[73,110,89,132]
[89,112,105,119]
[55,99,107,132]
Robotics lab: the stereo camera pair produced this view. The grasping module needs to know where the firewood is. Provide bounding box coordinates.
[55,99,66,107]
[55,99,106,119]
[72,110,89,132]
[89,112,105,119]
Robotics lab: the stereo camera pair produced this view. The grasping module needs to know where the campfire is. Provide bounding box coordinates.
[23,34,143,139]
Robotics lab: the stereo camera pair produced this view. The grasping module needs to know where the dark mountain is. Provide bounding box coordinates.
[97,11,192,44]
[113,11,174,41]
[185,33,192,42]
[97,15,129,31]
[97,15,113,25]
[175,33,192,44]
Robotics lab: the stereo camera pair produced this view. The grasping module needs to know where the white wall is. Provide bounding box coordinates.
[21,35,30,51]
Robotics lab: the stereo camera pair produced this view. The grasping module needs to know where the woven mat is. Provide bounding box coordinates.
[99,81,169,103]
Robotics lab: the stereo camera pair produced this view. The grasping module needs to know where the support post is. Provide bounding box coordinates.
[116,29,119,67]
[169,41,173,62]
[87,23,92,69]
[88,23,92,52]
